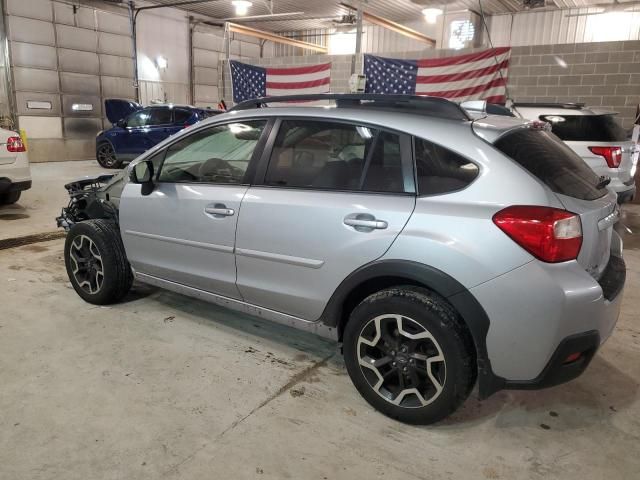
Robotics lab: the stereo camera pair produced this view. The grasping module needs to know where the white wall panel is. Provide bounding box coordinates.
[53,3,96,29]
[55,24,98,52]
[488,9,640,46]
[18,116,62,139]
[13,67,58,92]
[10,42,57,69]
[58,49,100,75]
[7,16,55,45]
[97,31,132,57]
[6,0,52,22]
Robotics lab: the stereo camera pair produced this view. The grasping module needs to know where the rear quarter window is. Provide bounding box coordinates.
[494,128,606,201]
[539,114,628,142]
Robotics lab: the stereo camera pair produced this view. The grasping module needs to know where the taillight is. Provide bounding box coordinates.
[493,206,582,263]
[589,146,622,168]
[6,136,26,152]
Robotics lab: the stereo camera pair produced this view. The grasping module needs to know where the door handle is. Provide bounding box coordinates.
[205,205,235,217]
[344,214,388,231]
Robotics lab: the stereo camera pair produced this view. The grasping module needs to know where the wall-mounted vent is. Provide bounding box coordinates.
[27,101,52,110]
[72,103,94,111]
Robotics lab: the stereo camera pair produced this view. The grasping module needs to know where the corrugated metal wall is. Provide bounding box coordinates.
[488,8,640,46]
[6,0,135,162]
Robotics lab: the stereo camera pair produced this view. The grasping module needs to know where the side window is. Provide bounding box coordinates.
[265,120,406,193]
[158,120,266,184]
[148,108,172,125]
[415,138,479,195]
[126,109,151,128]
[174,109,192,124]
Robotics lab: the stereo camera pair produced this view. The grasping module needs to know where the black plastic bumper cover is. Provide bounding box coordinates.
[0,178,31,193]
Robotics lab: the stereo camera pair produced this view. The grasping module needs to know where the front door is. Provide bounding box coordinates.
[235,119,416,320]
[120,119,269,298]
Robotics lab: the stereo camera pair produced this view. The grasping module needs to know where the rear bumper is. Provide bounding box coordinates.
[473,249,625,391]
[0,178,31,194]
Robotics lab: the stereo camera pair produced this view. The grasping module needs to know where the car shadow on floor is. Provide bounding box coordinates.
[440,354,638,430]
[123,282,336,358]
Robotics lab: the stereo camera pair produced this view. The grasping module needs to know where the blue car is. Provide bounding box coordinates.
[97,99,222,168]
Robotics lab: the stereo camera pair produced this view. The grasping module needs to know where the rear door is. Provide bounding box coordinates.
[146,107,175,147]
[120,119,270,298]
[235,118,416,321]
[494,128,617,279]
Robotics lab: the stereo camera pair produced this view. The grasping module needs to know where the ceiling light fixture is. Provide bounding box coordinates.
[422,7,443,24]
[232,0,252,16]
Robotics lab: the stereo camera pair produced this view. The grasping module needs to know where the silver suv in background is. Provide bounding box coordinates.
[511,103,636,203]
[56,94,626,425]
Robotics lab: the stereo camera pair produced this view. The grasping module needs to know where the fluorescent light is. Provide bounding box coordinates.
[232,0,252,16]
[422,8,443,24]
[156,56,168,69]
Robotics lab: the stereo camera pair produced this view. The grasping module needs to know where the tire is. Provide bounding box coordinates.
[343,286,476,425]
[96,142,122,169]
[0,191,21,205]
[64,219,133,305]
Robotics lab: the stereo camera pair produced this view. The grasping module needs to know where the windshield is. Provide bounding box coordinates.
[494,128,606,201]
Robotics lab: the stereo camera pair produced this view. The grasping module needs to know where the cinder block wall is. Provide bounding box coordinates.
[508,41,640,127]
[222,40,640,127]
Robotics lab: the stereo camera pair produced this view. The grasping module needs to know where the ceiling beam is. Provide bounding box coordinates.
[339,2,436,46]
[227,22,328,52]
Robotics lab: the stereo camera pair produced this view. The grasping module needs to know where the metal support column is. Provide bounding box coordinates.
[351,4,363,75]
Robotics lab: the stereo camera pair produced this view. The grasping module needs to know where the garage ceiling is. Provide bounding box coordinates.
[143,0,640,31]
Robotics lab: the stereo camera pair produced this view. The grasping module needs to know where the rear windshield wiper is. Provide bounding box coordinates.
[596,175,611,189]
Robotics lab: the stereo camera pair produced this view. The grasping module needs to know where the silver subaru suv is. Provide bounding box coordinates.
[56,94,626,424]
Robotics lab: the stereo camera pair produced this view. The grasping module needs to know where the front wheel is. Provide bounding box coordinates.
[343,286,476,425]
[64,219,133,304]
[96,142,121,169]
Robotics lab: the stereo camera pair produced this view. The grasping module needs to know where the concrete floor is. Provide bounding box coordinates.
[0,161,106,240]
[1,164,639,479]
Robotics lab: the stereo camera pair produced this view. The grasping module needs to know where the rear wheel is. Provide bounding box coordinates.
[64,219,133,304]
[343,286,476,425]
[96,142,121,169]
[0,191,21,205]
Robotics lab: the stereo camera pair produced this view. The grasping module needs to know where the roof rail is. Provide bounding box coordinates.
[228,94,471,121]
[512,102,585,109]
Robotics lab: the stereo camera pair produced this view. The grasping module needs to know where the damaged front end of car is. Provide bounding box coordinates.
[55,173,123,231]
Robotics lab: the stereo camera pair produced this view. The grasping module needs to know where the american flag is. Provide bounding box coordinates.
[364,47,511,104]
[230,60,332,103]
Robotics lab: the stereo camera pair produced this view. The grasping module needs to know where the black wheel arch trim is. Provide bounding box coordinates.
[320,259,507,398]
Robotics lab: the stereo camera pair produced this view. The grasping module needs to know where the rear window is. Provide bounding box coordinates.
[494,129,606,201]
[539,114,628,142]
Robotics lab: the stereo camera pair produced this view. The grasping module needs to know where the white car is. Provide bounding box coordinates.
[0,128,31,205]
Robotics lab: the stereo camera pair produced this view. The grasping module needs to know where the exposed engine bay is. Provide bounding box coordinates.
[56,172,126,231]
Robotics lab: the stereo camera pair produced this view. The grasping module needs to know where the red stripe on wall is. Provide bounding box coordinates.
[266,77,331,89]
[416,60,510,84]
[416,47,511,68]
[266,63,332,76]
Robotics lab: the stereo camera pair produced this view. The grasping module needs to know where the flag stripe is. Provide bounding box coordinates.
[266,84,332,96]
[266,77,331,90]
[416,60,509,84]
[415,69,508,93]
[264,69,333,83]
[415,78,507,99]
[266,63,331,76]
[416,47,511,68]
[416,51,511,76]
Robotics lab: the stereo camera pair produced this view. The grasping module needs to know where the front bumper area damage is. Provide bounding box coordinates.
[56,174,119,231]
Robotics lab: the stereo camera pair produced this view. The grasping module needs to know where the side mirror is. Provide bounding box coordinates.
[116,119,127,128]
[130,160,155,196]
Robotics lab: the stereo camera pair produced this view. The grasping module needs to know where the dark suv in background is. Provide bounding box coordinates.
[96,99,222,168]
